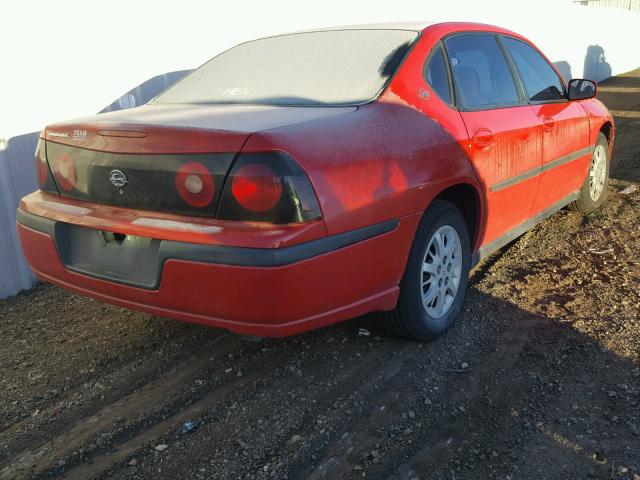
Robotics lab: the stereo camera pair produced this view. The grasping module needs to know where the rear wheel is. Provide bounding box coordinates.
[383,200,471,341]
[570,133,610,214]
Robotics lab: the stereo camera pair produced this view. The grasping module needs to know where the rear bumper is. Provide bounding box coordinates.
[17,207,418,337]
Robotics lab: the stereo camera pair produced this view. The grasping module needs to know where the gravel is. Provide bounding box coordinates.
[1,69,639,480]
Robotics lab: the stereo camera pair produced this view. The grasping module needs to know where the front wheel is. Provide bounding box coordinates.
[383,200,471,341]
[570,132,610,214]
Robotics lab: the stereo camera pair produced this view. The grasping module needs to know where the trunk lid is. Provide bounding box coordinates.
[42,104,354,218]
[44,103,354,153]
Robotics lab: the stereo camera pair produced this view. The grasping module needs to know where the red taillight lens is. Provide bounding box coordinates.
[52,152,77,191]
[231,163,283,212]
[217,152,322,224]
[34,138,59,195]
[175,161,216,207]
[36,146,48,185]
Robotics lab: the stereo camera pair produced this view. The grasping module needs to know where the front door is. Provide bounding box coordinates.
[445,33,543,247]
[501,36,591,215]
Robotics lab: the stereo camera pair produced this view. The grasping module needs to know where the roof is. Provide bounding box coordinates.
[286,21,513,36]
[302,21,438,32]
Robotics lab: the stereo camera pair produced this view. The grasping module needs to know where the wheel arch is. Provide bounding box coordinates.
[431,183,482,251]
[600,121,613,143]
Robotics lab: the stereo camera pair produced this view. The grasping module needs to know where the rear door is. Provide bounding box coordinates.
[501,36,591,215]
[444,33,543,247]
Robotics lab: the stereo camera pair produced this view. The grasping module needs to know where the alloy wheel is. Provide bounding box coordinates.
[421,225,463,318]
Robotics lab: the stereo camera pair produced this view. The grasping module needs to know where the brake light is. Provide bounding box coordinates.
[175,161,215,207]
[52,152,77,192]
[217,152,322,224]
[34,137,59,195]
[36,145,48,184]
[231,163,283,212]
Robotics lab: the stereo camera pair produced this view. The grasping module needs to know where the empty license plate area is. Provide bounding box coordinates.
[54,223,162,289]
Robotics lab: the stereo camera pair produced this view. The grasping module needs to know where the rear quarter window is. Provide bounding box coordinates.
[424,45,452,104]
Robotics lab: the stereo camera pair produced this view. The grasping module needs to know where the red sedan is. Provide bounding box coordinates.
[17,22,614,340]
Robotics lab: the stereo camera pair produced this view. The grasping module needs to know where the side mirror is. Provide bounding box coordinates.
[568,79,597,100]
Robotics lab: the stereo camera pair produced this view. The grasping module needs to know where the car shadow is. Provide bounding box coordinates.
[584,45,613,83]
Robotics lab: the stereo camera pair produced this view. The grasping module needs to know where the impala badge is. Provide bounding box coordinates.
[109,169,128,188]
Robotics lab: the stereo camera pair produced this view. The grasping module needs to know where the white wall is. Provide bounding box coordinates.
[1,0,639,140]
[0,0,639,298]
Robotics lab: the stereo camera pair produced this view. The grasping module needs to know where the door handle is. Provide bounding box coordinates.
[541,116,555,130]
[473,128,494,148]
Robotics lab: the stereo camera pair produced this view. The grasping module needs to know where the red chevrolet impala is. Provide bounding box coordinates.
[17,22,614,340]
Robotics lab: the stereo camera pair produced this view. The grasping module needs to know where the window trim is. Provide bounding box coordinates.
[442,31,529,112]
[422,41,456,108]
[499,34,569,106]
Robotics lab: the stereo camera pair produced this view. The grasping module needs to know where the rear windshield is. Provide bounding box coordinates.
[152,29,419,107]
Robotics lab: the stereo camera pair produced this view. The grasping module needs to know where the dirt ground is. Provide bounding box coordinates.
[1,70,639,480]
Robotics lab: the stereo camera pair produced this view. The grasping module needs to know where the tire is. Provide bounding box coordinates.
[570,132,610,214]
[383,200,471,341]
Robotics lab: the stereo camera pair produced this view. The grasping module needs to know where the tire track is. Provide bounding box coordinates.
[1,333,244,480]
[59,358,284,480]
[0,328,228,457]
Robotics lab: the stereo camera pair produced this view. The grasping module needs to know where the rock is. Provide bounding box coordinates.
[291,435,302,443]
[607,390,617,398]
[154,444,168,452]
[181,421,197,434]
[461,362,469,369]
[128,458,138,466]
[619,185,638,195]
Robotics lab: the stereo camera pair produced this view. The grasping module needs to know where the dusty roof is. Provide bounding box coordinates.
[304,21,438,32]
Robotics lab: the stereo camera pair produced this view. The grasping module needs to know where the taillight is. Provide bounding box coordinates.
[51,152,77,192]
[34,138,59,195]
[175,161,216,207]
[44,141,234,217]
[231,163,283,212]
[217,152,322,224]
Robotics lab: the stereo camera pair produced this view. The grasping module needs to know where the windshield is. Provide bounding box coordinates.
[152,29,419,107]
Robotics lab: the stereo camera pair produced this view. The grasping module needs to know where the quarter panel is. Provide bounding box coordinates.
[243,97,478,237]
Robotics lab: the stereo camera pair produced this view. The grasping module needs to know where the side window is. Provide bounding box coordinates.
[502,37,565,102]
[424,45,452,104]
[444,35,520,109]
